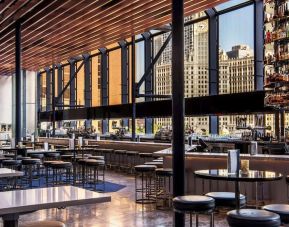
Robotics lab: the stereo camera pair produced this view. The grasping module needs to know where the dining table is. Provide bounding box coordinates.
[194,169,283,209]
[0,185,111,227]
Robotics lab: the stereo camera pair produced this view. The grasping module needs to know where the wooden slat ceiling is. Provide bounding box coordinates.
[0,0,228,75]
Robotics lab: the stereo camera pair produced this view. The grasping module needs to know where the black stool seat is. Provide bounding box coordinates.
[144,162,163,168]
[22,159,41,165]
[4,154,16,158]
[153,159,163,162]
[227,209,281,227]
[77,159,88,165]
[101,149,113,153]
[60,154,73,159]
[17,156,31,160]
[30,154,44,159]
[44,153,60,158]
[43,160,62,167]
[85,159,105,166]
[114,150,127,154]
[50,162,72,169]
[206,192,246,207]
[173,195,215,212]
[126,151,138,156]
[139,153,153,157]
[135,165,156,172]
[2,159,22,166]
[0,157,12,163]
[88,156,105,160]
[263,204,289,223]
[156,168,173,177]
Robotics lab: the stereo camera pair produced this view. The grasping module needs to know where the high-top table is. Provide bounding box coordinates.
[0,168,23,178]
[194,169,283,209]
[0,185,111,227]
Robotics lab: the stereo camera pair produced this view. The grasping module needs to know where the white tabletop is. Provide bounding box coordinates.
[26,149,59,154]
[0,185,111,216]
[0,168,23,178]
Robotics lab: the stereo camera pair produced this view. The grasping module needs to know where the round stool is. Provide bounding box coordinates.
[263,204,289,224]
[173,195,215,227]
[30,154,44,160]
[85,159,105,191]
[101,149,114,168]
[20,220,66,227]
[0,156,12,167]
[88,156,105,160]
[134,165,157,204]
[206,192,246,208]
[22,159,41,188]
[144,161,163,168]
[50,162,72,185]
[43,161,63,186]
[126,151,139,172]
[227,209,281,227]
[155,168,173,210]
[139,153,153,164]
[2,159,22,170]
[114,150,127,170]
[44,153,60,161]
[60,154,73,162]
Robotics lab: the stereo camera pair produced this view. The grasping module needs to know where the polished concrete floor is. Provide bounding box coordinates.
[1,170,229,227]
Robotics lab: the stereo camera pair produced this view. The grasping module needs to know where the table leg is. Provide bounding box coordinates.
[2,214,19,227]
[235,180,240,209]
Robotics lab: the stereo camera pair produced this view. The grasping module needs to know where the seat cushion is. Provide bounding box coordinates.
[134,164,156,172]
[114,150,127,154]
[155,168,173,177]
[20,220,65,227]
[173,195,215,213]
[22,159,41,165]
[50,162,72,169]
[227,209,281,227]
[88,156,105,160]
[263,204,289,223]
[30,154,44,159]
[144,162,163,168]
[206,192,246,207]
[85,159,105,166]
[139,153,153,158]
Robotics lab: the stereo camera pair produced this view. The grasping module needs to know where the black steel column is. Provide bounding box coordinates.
[22,70,26,138]
[275,111,280,141]
[206,9,219,134]
[99,48,109,134]
[254,0,264,90]
[119,40,129,129]
[45,68,52,111]
[36,72,41,135]
[57,64,63,110]
[143,32,153,134]
[15,21,22,144]
[51,64,56,136]
[281,110,285,139]
[83,54,92,108]
[68,60,76,109]
[172,0,185,226]
[131,36,136,141]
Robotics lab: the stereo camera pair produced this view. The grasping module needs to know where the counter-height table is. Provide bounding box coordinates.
[194,169,283,209]
[0,185,111,227]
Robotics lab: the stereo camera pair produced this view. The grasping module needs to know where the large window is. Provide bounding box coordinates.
[218,5,255,94]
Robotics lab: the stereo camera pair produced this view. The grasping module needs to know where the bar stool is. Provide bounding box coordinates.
[44,153,60,161]
[0,156,12,167]
[22,158,41,188]
[88,156,105,161]
[263,204,289,224]
[155,168,173,210]
[205,192,246,210]
[2,159,21,170]
[85,159,105,191]
[139,153,153,164]
[144,161,163,168]
[60,154,73,162]
[134,164,157,204]
[101,149,114,168]
[76,158,89,186]
[50,161,72,185]
[114,150,127,171]
[20,220,65,227]
[227,209,280,227]
[173,195,215,227]
[126,151,139,173]
[43,160,62,186]
[30,154,44,160]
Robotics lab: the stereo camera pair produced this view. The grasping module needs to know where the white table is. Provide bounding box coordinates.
[0,185,111,227]
[0,168,23,178]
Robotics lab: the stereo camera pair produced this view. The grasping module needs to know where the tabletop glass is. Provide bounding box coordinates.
[194,169,283,182]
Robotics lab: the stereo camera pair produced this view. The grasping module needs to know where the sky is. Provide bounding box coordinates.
[219,5,254,52]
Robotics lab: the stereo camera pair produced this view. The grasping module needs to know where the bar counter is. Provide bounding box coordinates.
[155,148,289,203]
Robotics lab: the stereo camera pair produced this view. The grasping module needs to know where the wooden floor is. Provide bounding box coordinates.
[0,170,229,227]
